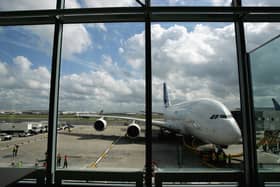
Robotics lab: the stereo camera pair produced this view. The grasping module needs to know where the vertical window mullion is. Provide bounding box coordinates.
[145,0,152,186]
[46,0,64,184]
[233,0,258,186]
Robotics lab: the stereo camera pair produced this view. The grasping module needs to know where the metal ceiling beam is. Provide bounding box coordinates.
[0,17,55,26]
[1,6,280,17]
[1,6,280,26]
[61,14,145,23]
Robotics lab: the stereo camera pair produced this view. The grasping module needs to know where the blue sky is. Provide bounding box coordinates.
[0,26,53,70]
[0,0,280,112]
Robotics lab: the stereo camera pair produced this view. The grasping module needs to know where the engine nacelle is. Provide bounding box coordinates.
[126,123,141,138]
[94,118,107,131]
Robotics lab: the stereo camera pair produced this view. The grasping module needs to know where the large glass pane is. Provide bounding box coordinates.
[150,22,243,177]
[0,0,56,11]
[242,0,280,6]
[0,26,53,170]
[245,23,280,53]
[57,23,145,173]
[152,0,232,6]
[249,34,280,171]
[65,0,141,8]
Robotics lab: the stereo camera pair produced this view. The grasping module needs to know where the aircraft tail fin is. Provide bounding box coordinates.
[163,82,171,108]
[272,98,280,111]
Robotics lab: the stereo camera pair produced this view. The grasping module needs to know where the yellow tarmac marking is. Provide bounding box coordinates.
[87,135,122,168]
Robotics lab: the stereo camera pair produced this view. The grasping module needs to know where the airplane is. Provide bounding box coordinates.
[256,98,280,153]
[272,98,280,111]
[79,83,242,148]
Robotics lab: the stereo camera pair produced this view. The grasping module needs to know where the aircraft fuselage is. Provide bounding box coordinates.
[163,98,242,146]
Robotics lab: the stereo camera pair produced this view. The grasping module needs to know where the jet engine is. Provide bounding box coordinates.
[94,118,107,131]
[126,122,141,138]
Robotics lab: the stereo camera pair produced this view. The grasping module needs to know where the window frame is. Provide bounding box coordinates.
[0,0,280,186]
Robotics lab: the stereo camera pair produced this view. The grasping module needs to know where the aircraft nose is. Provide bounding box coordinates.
[229,118,242,143]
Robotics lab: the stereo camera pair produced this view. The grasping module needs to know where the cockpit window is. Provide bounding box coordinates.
[210,114,232,119]
[220,114,227,118]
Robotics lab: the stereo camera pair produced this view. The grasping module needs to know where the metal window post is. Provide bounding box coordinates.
[145,0,152,186]
[46,0,64,184]
[233,0,258,186]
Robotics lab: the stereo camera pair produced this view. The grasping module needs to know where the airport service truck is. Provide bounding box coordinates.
[0,122,33,134]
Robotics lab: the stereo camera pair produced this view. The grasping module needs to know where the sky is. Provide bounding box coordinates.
[0,0,280,112]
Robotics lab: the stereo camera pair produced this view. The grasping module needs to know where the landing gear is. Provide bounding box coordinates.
[158,128,176,140]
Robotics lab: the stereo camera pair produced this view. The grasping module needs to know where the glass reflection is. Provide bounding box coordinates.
[249,34,280,170]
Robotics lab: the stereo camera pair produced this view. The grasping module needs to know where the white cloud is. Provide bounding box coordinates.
[122,23,240,110]
[86,23,108,32]
[0,0,80,10]
[245,23,280,52]
[120,22,280,110]
[65,0,81,8]
[211,0,232,6]
[59,69,144,112]
[13,56,32,72]
[0,0,56,10]
[155,0,279,6]
[62,24,92,59]
[0,62,8,75]
[0,1,92,60]
[95,23,107,32]
[0,56,51,110]
[20,24,92,60]
[83,0,137,7]
[242,0,280,6]
[2,19,280,112]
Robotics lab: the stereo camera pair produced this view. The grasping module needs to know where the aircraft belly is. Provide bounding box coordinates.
[187,121,212,144]
[191,128,209,143]
[165,120,182,132]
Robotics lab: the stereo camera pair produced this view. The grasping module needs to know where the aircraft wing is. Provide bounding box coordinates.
[77,114,166,127]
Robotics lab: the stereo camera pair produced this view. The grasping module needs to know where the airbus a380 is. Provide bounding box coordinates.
[79,83,242,148]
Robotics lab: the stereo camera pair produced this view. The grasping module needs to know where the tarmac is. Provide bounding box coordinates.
[0,121,277,171]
